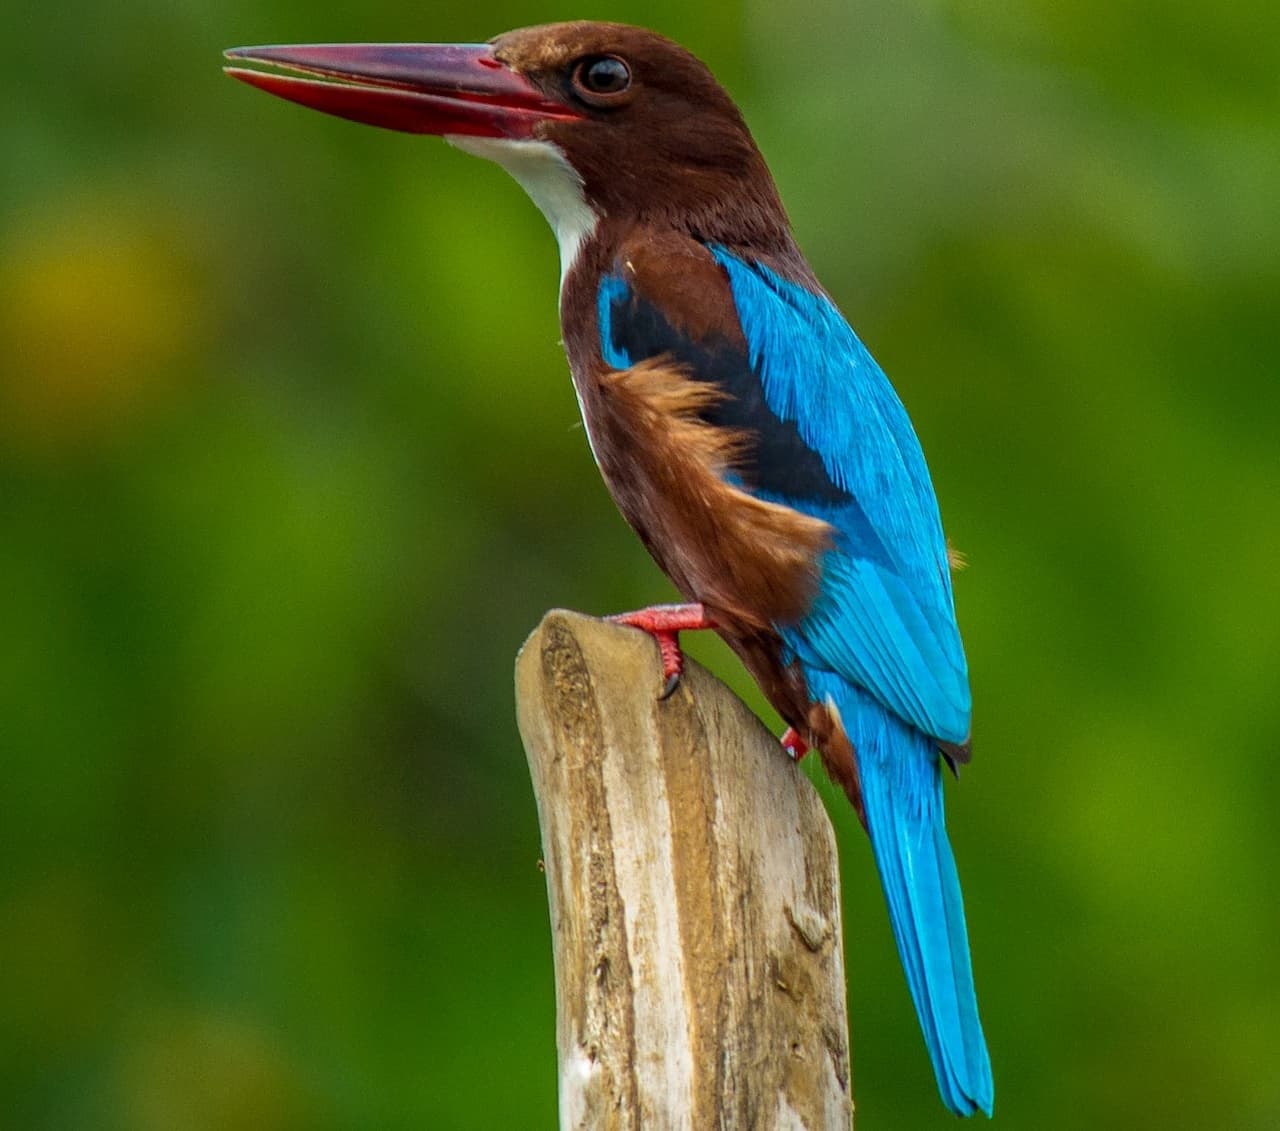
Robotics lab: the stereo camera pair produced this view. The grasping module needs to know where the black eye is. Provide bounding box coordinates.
[572,55,631,100]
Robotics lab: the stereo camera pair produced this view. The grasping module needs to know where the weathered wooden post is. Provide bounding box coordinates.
[516,610,853,1130]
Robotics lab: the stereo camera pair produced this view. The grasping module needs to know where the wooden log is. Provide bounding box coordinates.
[516,610,853,1130]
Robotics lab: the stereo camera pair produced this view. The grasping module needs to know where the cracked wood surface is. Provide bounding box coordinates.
[516,610,853,1130]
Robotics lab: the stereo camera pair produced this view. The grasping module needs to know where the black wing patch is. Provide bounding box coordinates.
[600,274,852,507]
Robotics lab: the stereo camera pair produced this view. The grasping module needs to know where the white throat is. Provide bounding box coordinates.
[447,136,599,291]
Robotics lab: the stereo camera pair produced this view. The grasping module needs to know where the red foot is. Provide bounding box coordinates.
[781,727,810,762]
[607,603,717,699]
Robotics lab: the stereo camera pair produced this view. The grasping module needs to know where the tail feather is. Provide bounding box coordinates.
[841,684,994,1117]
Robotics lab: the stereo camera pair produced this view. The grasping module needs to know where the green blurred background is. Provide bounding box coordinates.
[3,0,1277,1127]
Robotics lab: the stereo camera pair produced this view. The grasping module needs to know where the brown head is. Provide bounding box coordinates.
[225,22,794,269]
[489,23,789,247]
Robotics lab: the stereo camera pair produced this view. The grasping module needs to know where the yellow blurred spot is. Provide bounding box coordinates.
[0,876,117,1049]
[0,199,206,451]
[120,1009,313,1131]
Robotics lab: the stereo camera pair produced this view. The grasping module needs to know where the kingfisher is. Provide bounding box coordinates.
[226,22,993,1117]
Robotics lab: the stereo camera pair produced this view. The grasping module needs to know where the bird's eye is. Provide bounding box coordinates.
[572,56,631,102]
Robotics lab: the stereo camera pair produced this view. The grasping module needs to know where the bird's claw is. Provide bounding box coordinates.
[605,603,716,701]
[781,726,810,762]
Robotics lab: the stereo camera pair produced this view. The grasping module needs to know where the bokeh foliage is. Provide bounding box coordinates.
[2,0,1277,1127]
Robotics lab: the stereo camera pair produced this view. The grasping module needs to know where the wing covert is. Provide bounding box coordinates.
[597,238,971,743]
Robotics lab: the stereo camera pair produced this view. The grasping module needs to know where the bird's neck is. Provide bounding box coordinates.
[449,134,807,299]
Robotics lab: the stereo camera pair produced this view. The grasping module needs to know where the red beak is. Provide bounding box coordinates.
[223,43,581,138]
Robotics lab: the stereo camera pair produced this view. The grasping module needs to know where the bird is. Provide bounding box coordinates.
[225,22,994,1117]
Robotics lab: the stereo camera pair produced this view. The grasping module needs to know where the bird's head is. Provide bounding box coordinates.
[225,22,792,267]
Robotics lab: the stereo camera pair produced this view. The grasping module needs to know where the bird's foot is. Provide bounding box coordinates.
[607,603,717,700]
[780,727,810,762]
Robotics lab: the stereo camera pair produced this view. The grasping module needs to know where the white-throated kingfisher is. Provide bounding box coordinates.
[226,22,994,1117]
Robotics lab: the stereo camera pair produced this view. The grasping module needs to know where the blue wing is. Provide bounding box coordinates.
[599,245,970,744]
[710,249,970,744]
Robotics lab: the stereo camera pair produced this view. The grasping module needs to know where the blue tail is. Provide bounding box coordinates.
[842,683,994,1117]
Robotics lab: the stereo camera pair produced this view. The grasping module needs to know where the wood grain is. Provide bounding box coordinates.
[516,610,853,1130]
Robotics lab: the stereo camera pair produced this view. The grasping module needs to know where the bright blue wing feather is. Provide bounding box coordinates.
[709,249,970,742]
